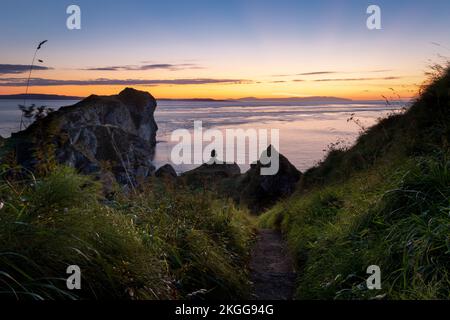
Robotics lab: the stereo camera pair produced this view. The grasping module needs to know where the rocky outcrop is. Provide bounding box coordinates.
[233,146,302,213]
[9,88,158,185]
[155,164,178,179]
[183,162,241,178]
[181,162,241,188]
[181,146,301,213]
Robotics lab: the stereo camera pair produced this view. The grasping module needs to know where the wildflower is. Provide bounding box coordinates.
[0,202,4,210]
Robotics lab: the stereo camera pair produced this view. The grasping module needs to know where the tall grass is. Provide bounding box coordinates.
[260,66,450,300]
[261,155,450,299]
[0,166,254,300]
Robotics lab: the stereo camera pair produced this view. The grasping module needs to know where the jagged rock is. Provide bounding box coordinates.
[9,88,158,185]
[235,146,302,213]
[182,161,241,188]
[180,148,300,212]
[155,164,178,179]
[183,162,241,178]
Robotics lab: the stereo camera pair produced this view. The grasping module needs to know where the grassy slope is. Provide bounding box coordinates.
[260,66,450,300]
[1,67,448,300]
[0,167,254,300]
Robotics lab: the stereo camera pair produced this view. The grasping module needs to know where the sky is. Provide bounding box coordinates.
[0,0,449,100]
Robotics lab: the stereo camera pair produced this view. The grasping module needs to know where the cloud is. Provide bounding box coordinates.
[297,71,337,76]
[273,69,394,77]
[367,69,394,73]
[141,64,204,71]
[0,64,52,74]
[271,71,336,77]
[0,77,251,87]
[84,67,121,71]
[314,76,402,82]
[431,42,450,51]
[83,63,204,71]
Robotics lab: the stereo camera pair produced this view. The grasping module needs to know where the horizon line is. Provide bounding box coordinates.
[0,92,415,102]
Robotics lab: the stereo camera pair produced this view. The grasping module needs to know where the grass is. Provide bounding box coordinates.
[1,64,448,301]
[263,156,450,299]
[0,166,254,300]
[260,65,450,300]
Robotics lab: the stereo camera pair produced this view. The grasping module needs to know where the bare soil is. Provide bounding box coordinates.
[250,229,296,300]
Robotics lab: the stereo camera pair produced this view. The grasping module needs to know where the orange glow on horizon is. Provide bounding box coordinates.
[0,78,423,101]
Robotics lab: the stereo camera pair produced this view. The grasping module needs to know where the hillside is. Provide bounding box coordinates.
[0,67,448,300]
[260,66,450,299]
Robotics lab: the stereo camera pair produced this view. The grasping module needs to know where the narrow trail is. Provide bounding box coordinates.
[250,229,296,300]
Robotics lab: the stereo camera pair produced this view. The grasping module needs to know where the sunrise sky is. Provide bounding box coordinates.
[0,0,449,100]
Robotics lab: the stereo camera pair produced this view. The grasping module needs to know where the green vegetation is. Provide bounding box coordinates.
[1,64,449,301]
[260,65,450,300]
[0,166,254,300]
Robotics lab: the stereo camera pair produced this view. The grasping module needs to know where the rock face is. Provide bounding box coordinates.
[183,162,241,178]
[155,164,178,179]
[182,162,241,188]
[235,146,302,213]
[10,88,158,185]
[180,146,301,213]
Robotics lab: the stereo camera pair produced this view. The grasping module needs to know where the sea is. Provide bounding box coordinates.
[0,99,404,173]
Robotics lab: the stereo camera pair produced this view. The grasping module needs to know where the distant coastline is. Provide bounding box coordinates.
[0,93,354,104]
[158,98,230,102]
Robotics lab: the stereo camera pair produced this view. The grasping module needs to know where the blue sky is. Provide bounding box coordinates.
[0,0,449,98]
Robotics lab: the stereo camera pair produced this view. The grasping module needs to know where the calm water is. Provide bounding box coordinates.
[0,99,401,173]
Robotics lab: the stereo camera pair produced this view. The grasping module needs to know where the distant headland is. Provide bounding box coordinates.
[0,93,353,104]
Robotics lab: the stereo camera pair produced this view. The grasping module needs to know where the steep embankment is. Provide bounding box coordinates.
[260,67,450,299]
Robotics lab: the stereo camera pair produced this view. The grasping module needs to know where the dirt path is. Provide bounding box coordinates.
[250,229,296,300]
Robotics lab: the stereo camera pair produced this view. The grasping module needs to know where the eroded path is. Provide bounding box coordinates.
[250,229,297,300]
